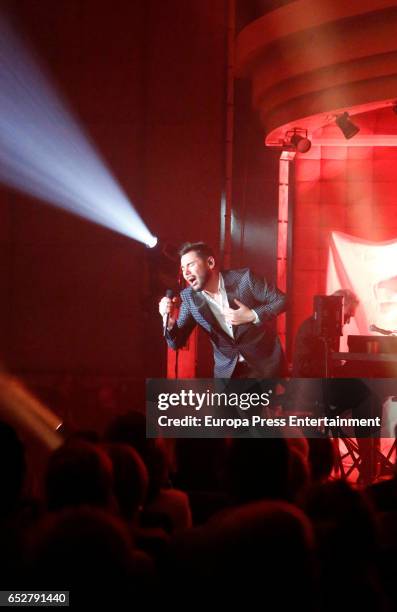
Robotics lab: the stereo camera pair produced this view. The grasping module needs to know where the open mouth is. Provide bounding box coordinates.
[187,275,198,287]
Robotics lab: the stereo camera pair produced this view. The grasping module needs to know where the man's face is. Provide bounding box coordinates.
[180,250,214,292]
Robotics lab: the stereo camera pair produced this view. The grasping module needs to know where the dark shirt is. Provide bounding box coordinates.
[292,316,339,378]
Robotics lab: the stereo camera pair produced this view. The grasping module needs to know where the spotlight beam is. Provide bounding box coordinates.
[0,15,156,246]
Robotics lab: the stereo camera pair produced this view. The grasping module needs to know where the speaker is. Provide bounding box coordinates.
[313,295,343,338]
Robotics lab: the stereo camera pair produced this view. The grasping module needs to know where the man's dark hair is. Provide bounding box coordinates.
[332,289,359,311]
[178,242,216,261]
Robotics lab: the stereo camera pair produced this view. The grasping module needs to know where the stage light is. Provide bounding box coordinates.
[146,236,158,248]
[0,15,155,247]
[280,128,311,154]
[290,132,312,153]
[335,112,360,139]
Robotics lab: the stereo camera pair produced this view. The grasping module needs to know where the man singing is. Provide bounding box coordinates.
[159,242,286,378]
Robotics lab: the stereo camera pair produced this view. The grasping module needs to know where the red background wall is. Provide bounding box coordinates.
[0,0,281,430]
[0,0,229,428]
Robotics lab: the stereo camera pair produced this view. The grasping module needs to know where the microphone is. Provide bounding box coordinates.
[369,324,394,336]
[163,289,174,336]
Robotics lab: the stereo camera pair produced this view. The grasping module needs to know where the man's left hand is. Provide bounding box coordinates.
[223,299,256,325]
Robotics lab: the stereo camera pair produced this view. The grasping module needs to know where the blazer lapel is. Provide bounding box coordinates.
[222,270,248,342]
[222,270,239,305]
[190,291,218,334]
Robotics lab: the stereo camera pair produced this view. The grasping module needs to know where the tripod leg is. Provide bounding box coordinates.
[356,437,377,484]
[332,438,344,478]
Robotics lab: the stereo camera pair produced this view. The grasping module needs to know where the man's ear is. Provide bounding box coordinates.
[207,256,215,269]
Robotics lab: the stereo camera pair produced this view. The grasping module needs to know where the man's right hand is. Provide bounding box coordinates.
[159,296,176,330]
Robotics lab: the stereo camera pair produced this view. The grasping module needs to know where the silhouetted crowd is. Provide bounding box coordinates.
[1,413,397,610]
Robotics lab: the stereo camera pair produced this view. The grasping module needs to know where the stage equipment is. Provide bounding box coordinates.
[313,295,343,339]
[284,128,311,153]
[335,112,360,139]
[290,133,311,153]
[369,324,396,336]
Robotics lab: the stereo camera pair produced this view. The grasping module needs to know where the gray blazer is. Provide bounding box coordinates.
[166,268,286,377]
